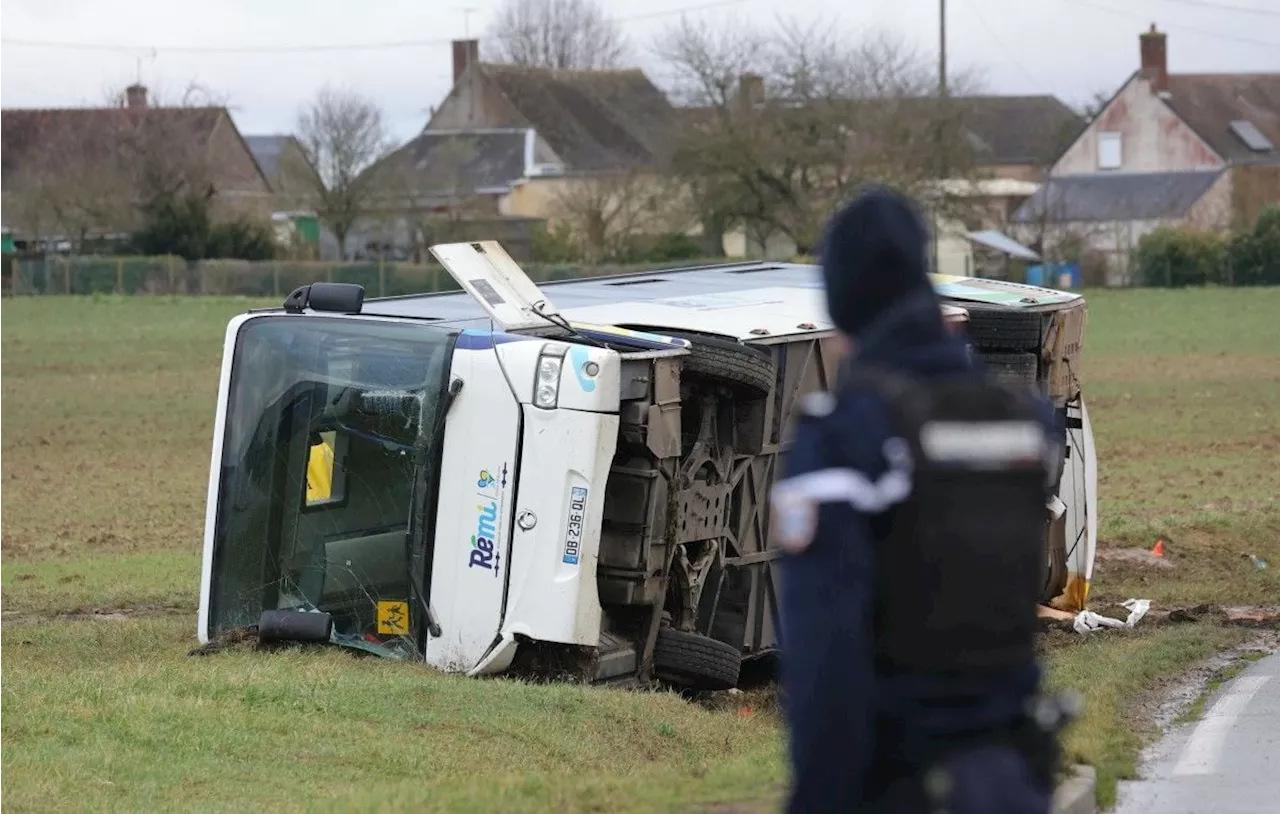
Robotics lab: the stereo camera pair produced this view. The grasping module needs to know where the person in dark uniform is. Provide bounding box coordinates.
[770,186,1069,813]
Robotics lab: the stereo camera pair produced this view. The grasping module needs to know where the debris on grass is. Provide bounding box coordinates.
[1242,552,1269,570]
[1073,599,1152,635]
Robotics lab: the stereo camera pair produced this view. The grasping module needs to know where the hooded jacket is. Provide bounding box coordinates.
[775,287,1064,813]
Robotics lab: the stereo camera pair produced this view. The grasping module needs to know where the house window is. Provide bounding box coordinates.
[1098,131,1122,170]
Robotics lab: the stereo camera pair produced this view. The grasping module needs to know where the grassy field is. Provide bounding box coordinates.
[3,288,1279,811]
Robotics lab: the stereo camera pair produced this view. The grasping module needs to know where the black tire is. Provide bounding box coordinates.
[958,303,1043,353]
[977,352,1039,388]
[652,628,742,691]
[633,329,776,398]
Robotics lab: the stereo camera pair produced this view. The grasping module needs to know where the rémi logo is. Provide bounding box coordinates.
[468,463,507,577]
[469,500,500,576]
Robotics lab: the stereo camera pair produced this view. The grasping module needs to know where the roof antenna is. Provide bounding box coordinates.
[453,6,478,38]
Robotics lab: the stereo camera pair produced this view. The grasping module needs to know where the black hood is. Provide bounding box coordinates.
[820,186,934,339]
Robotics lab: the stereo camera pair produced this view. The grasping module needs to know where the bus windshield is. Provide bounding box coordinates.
[207,315,457,659]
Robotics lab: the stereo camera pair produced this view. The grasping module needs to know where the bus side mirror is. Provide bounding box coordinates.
[284,283,365,314]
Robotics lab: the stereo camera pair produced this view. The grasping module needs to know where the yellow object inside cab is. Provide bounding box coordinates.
[306,432,337,504]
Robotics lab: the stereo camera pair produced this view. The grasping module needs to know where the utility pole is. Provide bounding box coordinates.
[939,0,947,98]
[934,0,947,274]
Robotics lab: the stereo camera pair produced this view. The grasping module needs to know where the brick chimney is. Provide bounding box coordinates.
[125,83,148,109]
[1139,24,1168,93]
[452,39,479,85]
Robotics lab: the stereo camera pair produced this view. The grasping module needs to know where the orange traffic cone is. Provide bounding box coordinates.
[1151,539,1165,557]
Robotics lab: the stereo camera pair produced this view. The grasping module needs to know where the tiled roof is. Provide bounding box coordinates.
[674,93,1082,169]
[1,106,225,183]
[955,95,1085,166]
[1162,74,1280,165]
[373,129,529,201]
[244,134,292,179]
[480,64,675,171]
[1012,169,1225,222]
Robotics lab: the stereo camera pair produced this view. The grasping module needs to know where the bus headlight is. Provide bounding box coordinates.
[534,347,565,409]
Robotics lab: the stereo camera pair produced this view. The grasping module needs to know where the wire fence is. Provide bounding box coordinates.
[5,247,1274,298]
[2,255,731,298]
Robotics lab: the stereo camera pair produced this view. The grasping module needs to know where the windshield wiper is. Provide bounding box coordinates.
[407,376,464,643]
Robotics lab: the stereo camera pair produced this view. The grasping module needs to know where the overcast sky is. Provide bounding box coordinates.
[2,0,1278,143]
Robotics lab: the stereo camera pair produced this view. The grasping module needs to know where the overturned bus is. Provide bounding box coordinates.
[198,242,1095,690]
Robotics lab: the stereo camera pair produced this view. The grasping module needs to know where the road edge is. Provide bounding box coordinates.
[1054,762,1095,814]
[1053,765,1097,814]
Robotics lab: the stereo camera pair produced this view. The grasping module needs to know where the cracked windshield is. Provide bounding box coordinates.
[209,316,456,659]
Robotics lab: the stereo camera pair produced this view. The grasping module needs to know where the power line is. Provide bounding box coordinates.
[1143,0,1280,17]
[959,0,1047,90]
[1068,0,1280,48]
[0,0,747,55]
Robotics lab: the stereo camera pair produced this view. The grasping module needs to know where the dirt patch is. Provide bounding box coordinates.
[1,604,190,626]
[1096,547,1175,569]
[1147,604,1280,628]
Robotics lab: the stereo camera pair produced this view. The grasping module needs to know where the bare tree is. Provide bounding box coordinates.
[657,16,988,255]
[552,171,682,263]
[487,0,627,70]
[294,86,394,259]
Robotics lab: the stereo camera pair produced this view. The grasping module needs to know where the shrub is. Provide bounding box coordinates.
[130,189,277,261]
[530,222,579,263]
[1133,227,1227,288]
[206,218,277,261]
[634,232,706,263]
[1227,205,1280,286]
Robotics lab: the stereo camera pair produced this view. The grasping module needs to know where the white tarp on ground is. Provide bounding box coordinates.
[1074,599,1152,634]
[966,230,1041,260]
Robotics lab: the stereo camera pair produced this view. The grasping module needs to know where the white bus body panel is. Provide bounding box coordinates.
[425,342,521,673]
[497,406,618,656]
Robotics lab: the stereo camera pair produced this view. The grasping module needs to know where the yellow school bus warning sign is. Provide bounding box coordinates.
[376,601,409,636]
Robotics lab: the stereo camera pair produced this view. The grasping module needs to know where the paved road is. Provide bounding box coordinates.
[1114,650,1280,814]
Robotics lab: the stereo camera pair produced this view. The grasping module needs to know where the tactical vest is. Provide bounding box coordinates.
[843,364,1051,674]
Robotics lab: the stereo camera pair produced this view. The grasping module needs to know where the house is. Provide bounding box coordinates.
[1013,25,1280,283]
[244,134,326,257]
[244,134,322,210]
[903,95,1081,278]
[1,84,274,250]
[354,39,683,261]
[703,79,1081,270]
[960,95,1084,184]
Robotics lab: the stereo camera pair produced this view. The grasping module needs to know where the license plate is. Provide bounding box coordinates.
[563,486,588,565]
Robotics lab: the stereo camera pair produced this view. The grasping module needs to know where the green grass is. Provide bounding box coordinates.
[1079,288,1280,606]
[1173,650,1270,727]
[3,288,1279,811]
[1,617,783,813]
[1043,623,1251,809]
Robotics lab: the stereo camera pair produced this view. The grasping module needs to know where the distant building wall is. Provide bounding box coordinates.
[1231,165,1280,229]
[984,163,1046,183]
[1053,78,1225,175]
[1184,171,1234,232]
[208,114,274,222]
